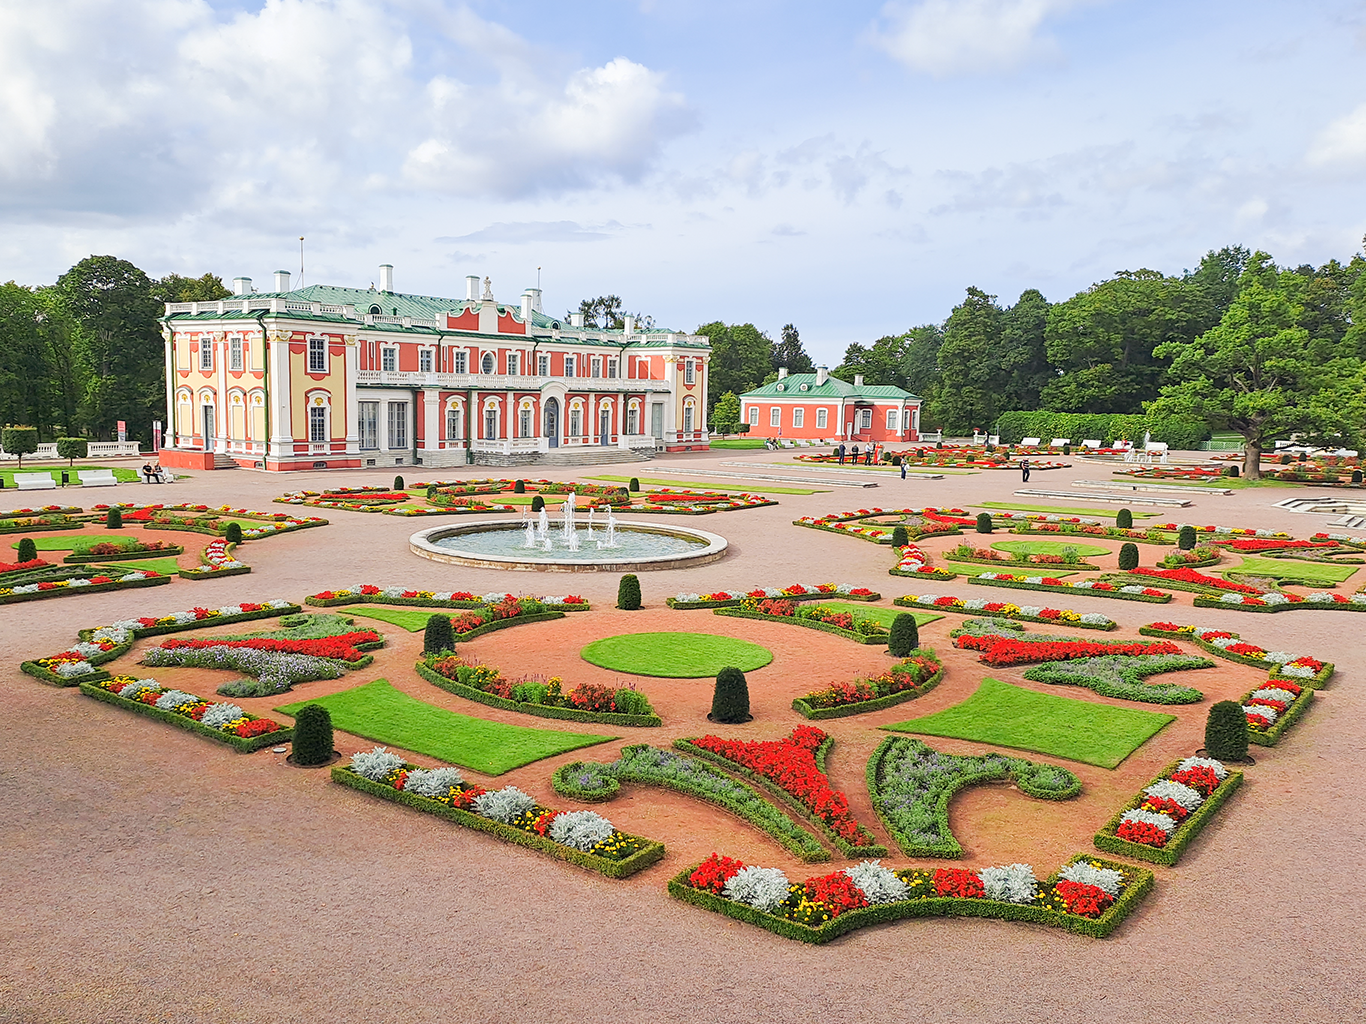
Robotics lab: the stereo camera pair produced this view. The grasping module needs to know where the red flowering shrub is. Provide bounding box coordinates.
[805,871,870,917]
[1140,795,1189,822]
[449,612,487,633]
[933,868,984,899]
[1171,765,1220,797]
[567,682,616,712]
[1053,880,1114,917]
[161,631,380,662]
[689,853,745,894]
[755,598,797,617]
[954,635,1181,667]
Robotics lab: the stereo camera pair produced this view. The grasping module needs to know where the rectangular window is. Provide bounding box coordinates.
[484,408,498,440]
[388,402,408,448]
[793,408,804,428]
[419,349,433,373]
[309,405,326,443]
[570,408,581,437]
[507,353,519,376]
[199,336,212,371]
[359,402,379,449]
[607,358,617,379]
[591,356,601,378]
[860,409,872,429]
[628,406,639,434]
[381,347,397,372]
[816,407,828,429]
[229,336,243,371]
[564,355,575,378]
[770,407,781,427]
[308,337,327,373]
[887,409,899,430]
[538,354,549,376]
[445,408,461,440]
[748,406,759,426]
[451,350,467,373]
[684,361,695,384]
[519,408,532,437]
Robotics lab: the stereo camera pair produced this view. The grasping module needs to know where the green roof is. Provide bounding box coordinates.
[742,372,918,401]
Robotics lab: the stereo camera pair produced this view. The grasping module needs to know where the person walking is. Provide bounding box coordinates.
[900,459,907,481]
[851,444,860,464]
[1021,458,1031,483]
[837,443,846,465]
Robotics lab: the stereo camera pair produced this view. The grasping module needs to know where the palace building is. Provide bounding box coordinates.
[157,268,710,472]
[739,368,923,444]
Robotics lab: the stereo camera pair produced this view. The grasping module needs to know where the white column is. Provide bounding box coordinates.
[268,330,293,461]
[163,330,176,448]
[345,338,360,455]
[421,388,440,454]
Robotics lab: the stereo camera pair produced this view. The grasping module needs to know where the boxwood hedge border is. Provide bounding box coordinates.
[0,572,171,606]
[666,853,1153,942]
[892,596,1117,630]
[666,590,880,609]
[415,661,662,727]
[1138,626,1335,687]
[79,681,292,753]
[1092,761,1244,866]
[965,576,1172,603]
[711,607,889,644]
[1245,686,1314,746]
[1193,595,1366,614]
[62,545,185,564]
[791,653,944,720]
[304,592,589,613]
[944,553,1104,572]
[331,765,665,878]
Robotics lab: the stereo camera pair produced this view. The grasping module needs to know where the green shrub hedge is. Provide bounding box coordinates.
[79,682,292,753]
[415,661,662,726]
[1093,761,1243,866]
[996,411,1209,450]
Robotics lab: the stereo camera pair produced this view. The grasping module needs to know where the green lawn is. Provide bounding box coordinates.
[581,632,773,677]
[804,603,942,629]
[276,679,615,775]
[589,475,825,495]
[348,607,440,632]
[708,438,769,449]
[991,540,1111,558]
[103,557,184,575]
[0,467,141,487]
[977,502,1159,519]
[1228,556,1359,585]
[13,534,128,552]
[882,677,1175,769]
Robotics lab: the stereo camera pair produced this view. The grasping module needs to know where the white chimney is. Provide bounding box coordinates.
[274,270,291,292]
[570,313,585,328]
[623,315,635,335]
[233,277,252,296]
[522,287,543,313]
[816,366,828,386]
[465,275,480,302]
[521,293,534,321]
[379,264,393,293]
[854,374,864,387]
[777,367,788,380]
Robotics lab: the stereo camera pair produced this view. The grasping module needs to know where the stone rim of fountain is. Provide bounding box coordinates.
[409,519,728,572]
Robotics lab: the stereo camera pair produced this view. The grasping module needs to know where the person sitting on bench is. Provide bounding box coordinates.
[152,463,168,483]
[142,463,156,483]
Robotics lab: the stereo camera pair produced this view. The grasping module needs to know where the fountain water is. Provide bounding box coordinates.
[523,518,536,548]
[537,507,550,540]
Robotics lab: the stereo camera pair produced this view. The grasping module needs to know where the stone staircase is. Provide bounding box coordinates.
[212,453,239,470]
[472,447,654,469]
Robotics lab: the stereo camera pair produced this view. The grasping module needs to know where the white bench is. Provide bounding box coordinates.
[779,439,795,448]
[14,472,57,491]
[1082,439,1103,449]
[1020,437,1042,447]
[1144,442,1170,464]
[77,469,118,487]
[1050,438,1071,448]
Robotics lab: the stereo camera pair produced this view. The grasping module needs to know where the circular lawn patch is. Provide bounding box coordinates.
[991,540,1111,558]
[581,632,773,677]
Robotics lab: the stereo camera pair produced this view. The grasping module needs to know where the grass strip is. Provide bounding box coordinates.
[347,607,435,632]
[978,502,1159,518]
[415,661,662,727]
[276,679,615,775]
[883,677,1175,769]
[580,631,773,677]
[1092,761,1244,866]
[588,474,825,495]
[1227,556,1359,585]
[799,603,940,629]
[990,540,1112,557]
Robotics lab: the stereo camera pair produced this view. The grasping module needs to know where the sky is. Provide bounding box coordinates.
[2,0,1365,365]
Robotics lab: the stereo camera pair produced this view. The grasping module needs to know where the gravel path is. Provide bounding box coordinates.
[2,453,1363,1023]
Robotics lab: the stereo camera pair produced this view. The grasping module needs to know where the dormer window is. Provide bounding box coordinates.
[369,305,382,315]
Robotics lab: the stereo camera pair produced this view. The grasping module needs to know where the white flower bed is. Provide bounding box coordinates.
[1058,861,1124,897]
[1176,756,1228,779]
[723,866,791,912]
[1143,779,1204,811]
[350,747,406,781]
[1120,808,1179,834]
[843,860,910,904]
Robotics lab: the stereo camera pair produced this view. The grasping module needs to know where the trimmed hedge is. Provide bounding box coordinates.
[943,552,1104,571]
[792,658,944,720]
[332,765,665,879]
[75,604,303,644]
[304,591,589,612]
[62,544,186,563]
[892,595,1117,629]
[996,411,1209,450]
[1093,762,1243,866]
[964,576,1172,602]
[712,607,889,644]
[665,589,881,609]
[1137,625,1335,688]
[793,518,962,546]
[415,661,662,727]
[667,853,1154,942]
[79,682,292,753]
[0,572,172,605]
[451,610,566,641]
[0,519,83,534]
[1193,594,1366,615]
[1245,687,1315,747]
[675,736,887,859]
[178,565,252,581]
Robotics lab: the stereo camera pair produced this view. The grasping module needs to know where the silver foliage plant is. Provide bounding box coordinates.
[1143,779,1204,811]
[843,860,910,904]
[404,766,465,798]
[153,689,201,712]
[473,786,535,823]
[723,866,791,912]
[979,864,1039,904]
[200,703,245,728]
[548,810,615,851]
[1058,861,1123,897]
[350,747,405,781]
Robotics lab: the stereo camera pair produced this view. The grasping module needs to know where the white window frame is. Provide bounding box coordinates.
[229,335,243,371]
[419,349,433,373]
[381,347,397,372]
[308,404,327,443]
[569,406,582,437]
[507,353,520,376]
[538,354,550,377]
[481,352,495,374]
[860,408,873,429]
[484,407,498,440]
[748,406,759,426]
[887,409,899,430]
[591,356,602,378]
[770,406,781,427]
[607,357,617,379]
[199,335,212,371]
[683,401,695,433]
[519,406,532,438]
[359,402,379,449]
[445,407,462,440]
[451,350,467,374]
[388,402,408,448]
[308,337,327,373]
[684,361,695,384]
[793,408,804,428]
[816,408,828,429]
[564,355,576,378]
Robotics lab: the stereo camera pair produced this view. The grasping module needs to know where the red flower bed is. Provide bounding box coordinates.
[805,871,870,917]
[1053,880,1115,917]
[1223,538,1336,551]
[449,612,487,633]
[689,853,746,894]
[1170,765,1220,797]
[0,558,48,573]
[690,727,878,846]
[567,682,617,712]
[953,634,1181,667]
[1129,567,1263,593]
[1139,795,1190,822]
[160,631,379,662]
[933,868,985,899]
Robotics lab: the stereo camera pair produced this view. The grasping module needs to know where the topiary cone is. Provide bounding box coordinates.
[629,477,640,492]
[976,512,993,534]
[514,479,526,493]
[424,613,454,654]
[291,704,334,766]
[617,573,642,610]
[890,525,909,547]
[710,666,751,723]
[888,613,919,657]
[1177,525,1197,550]
[17,537,37,563]
[531,495,545,512]
[1118,542,1139,571]
[394,474,405,490]
[1116,508,1133,529]
[105,507,123,529]
[1205,700,1248,761]
[224,521,243,544]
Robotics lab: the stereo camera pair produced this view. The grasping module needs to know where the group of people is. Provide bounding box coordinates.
[835,442,879,466]
[141,462,170,484]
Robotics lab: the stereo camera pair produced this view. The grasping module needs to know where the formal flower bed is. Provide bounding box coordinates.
[967,572,1172,603]
[178,537,250,578]
[679,727,886,857]
[1021,652,1212,705]
[634,489,776,514]
[0,513,82,533]
[1219,537,1340,552]
[334,749,664,878]
[713,597,891,644]
[943,543,1104,571]
[79,675,290,752]
[275,486,413,511]
[122,504,327,539]
[894,593,1116,629]
[0,568,169,605]
[1093,757,1242,866]
[1236,679,1314,745]
[792,507,965,545]
[867,736,1081,857]
[0,557,50,575]
[304,584,587,613]
[1138,622,1334,687]
[667,582,879,608]
[1157,545,1222,568]
[61,539,182,563]
[1125,566,1261,594]
[953,627,1184,668]
[553,745,829,862]
[792,651,944,719]
[417,653,661,727]
[1194,589,1366,613]
[888,542,958,580]
[670,852,1150,942]
[0,504,83,518]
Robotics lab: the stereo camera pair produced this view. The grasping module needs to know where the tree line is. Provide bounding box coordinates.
[1,256,230,445]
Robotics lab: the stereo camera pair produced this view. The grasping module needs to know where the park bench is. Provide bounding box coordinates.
[1020,437,1042,447]
[77,469,118,487]
[14,472,57,490]
[1050,438,1071,448]
[1081,439,1103,449]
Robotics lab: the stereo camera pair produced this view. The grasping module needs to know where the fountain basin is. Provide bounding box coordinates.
[409,519,728,572]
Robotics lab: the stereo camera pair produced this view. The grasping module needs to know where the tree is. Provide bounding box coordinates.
[0,283,79,439]
[771,323,814,374]
[1150,253,1316,479]
[57,256,164,443]
[696,321,772,418]
[1,426,38,468]
[570,295,653,331]
[56,437,88,466]
[834,332,911,389]
[712,391,741,435]
[934,287,1004,432]
[151,273,231,304]
[899,325,943,402]
[997,289,1052,413]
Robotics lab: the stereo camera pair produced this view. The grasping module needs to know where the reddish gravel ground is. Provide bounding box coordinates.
[2,452,1364,1024]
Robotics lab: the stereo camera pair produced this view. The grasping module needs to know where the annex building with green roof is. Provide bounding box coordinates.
[158,266,710,472]
[740,367,923,445]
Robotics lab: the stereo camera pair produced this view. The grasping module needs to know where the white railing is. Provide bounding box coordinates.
[1,441,141,460]
[355,370,671,393]
[470,438,542,455]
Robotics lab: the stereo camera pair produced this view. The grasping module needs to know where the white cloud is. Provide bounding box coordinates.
[437,221,622,244]
[1306,102,1366,168]
[870,0,1088,77]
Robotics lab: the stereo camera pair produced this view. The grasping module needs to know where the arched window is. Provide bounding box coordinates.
[683,399,695,433]
[481,352,495,374]
[446,406,463,440]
